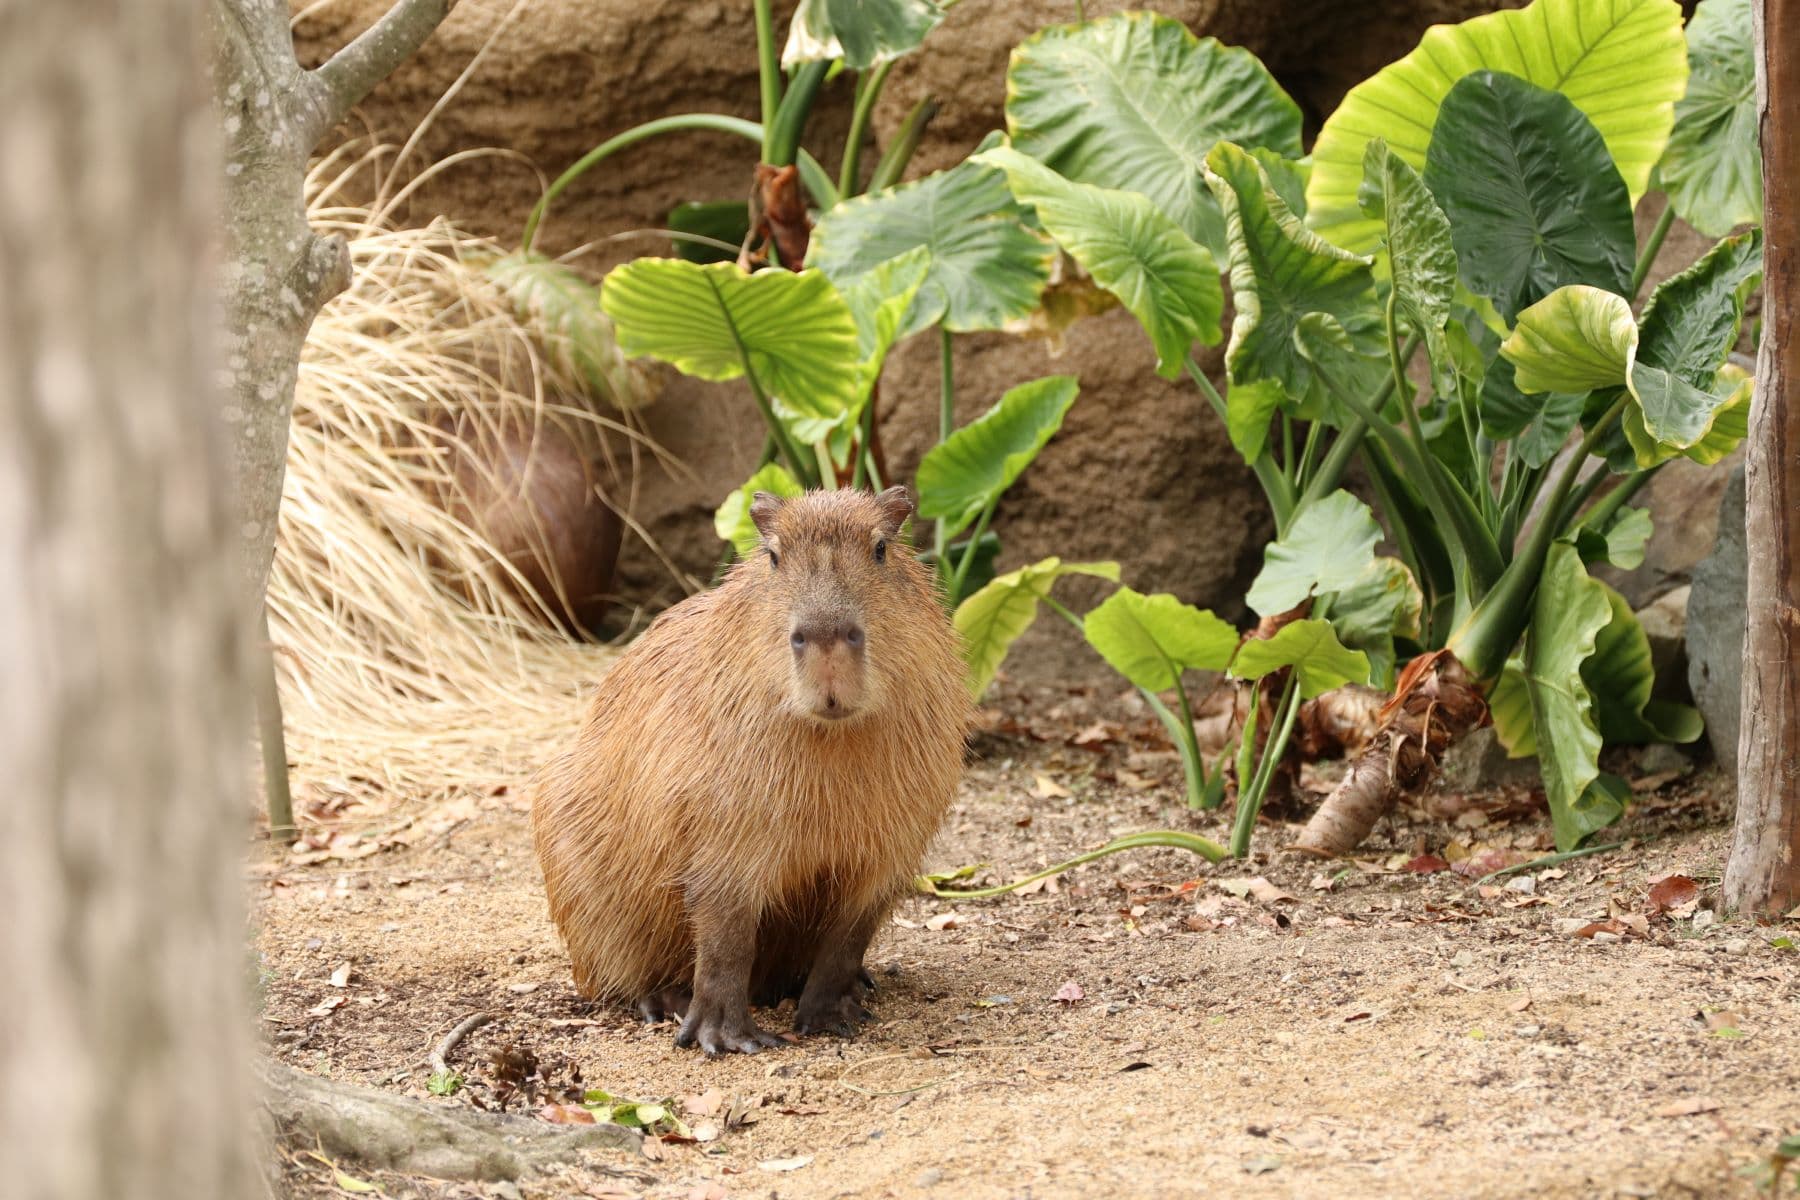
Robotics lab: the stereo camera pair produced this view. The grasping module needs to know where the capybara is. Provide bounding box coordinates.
[531,487,971,1053]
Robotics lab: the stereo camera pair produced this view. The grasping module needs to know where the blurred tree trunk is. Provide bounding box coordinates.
[0,1,257,1195]
[1725,0,1800,916]
[209,0,455,593]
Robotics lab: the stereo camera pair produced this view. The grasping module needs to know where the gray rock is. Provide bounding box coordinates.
[1436,726,1543,794]
[1686,467,1747,778]
[1635,584,1692,704]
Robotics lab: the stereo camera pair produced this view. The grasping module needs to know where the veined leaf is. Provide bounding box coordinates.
[1636,228,1764,387]
[714,463,804,558]
[1204,142,1376,402]
[599,260,859,429]
[807,159,1054,338]
[1500,286,1638,394]
[827,247,932,455]
[1573,505,1654,571]
[1307,0,1688,252]
[916,375,1079,541]
[1675,363,1753,466]
[783,0,944,69]
[1358,139,1456,359]
[1225,377,1286,464]
[975,147,1222,378]
[1657,0,1762,237]
[1005,12,1302,259]
[1289,312,1390,425]
[487,253,657,408]
[1423,72,1636,323]
[1083,587,1239,693]
[1245,489,1383,619]
[1519,542,1615,850]
[955,558,1120,698]
[1229,618,1371,700]
[1478,355,1586,470]
[1327,556,1425,690]
[1487,659,1536,758]
[1582,581,1704,745]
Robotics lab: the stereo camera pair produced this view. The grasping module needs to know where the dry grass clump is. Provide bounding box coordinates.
[268,142,674,808]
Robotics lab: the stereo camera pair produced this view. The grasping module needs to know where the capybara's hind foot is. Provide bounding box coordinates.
[634,987,691,1025]
[794,980,874,1038]
[675,998,785,1055]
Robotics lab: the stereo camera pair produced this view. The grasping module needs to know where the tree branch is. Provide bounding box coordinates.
[309,0,456,135]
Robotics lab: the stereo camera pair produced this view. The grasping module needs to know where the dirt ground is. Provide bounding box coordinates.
[254,686,1800,1200]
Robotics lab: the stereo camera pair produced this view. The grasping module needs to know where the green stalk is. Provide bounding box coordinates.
[814,440,838,488]
[1447,393,1631,679]
[839,61,896,196]
[1185,357,1296,530]
[1630,203,1677,300]
[1294,420,1323,492]
[948,499,998,602]
[767,59,830,167]
[1139,688,1213,809]
[1281,413,1296,484]
[935,326,955,560]
[520,114,837,252]
[1569,464,1660,535]
[753,0,780,155]
[1292,333,1419,514]
[916,829,1226,899]
[849,393,879,489]
[866,95,938,194]
[1230,671,1300,858]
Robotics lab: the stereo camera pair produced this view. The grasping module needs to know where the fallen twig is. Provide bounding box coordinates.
[1472,841,1627,887]
[430,1012,494,1075]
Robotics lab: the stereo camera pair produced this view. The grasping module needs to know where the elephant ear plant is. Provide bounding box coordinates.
[954,0,1759,860]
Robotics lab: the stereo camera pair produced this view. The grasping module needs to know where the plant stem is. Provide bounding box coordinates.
[1169,679,1213,809]
[1281,412,1296,483]
[867,95,938,193]
[936,325,954,560]
[1570,464,1660,535]
[1292,333,1420,514]
[917,829,1227,899]
[1185,357,1296,530]
[1473,840,1626,886]
[1295,420,1323,491]
[839,61,895,197]
[753,0,780,157]
[815,441,838,488]
[850,392,880,489]
[520,114,838,252]
[1630,203,1677,300]
[1230,671,1300,858]
[948,499,997,601]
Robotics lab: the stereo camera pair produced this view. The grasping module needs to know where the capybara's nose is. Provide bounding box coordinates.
[791,621,865,656]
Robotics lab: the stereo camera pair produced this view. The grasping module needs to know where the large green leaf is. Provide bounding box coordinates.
[955,558,1120,698]
[1636,228,1764,386]
[1083,587,1239,693]
[487,253,655,408]
[1358,139,1456,359]
[806,159,1054,337]
[782,0,944,69]
[1518,542,1616,850]
[1582,582,1704,745]
[1229,618,1371,700]
[1245,489,1383,619]
[1423,72,1636,322]
[1326,556,1425,690]
[714,463,805,558]
[915,375,1079,541]
[1204,142,1375,401]
[1500,285,1637,395]
[1225,377,1286,464]
[1573,505,1654,571]
[1307,0,1688,252]
[1478,355,1587,470]
[975,146,1222,378]
[599,260,859,427]
[824,247,932,455]
[1005,12,1302,259]
[1657,0,1762,237]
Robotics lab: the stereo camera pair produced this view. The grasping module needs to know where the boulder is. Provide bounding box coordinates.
[1685,467,1747,777]
[1635,584,1691,706]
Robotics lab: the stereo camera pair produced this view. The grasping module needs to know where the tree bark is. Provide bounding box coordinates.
[1725,0,1800,916]
[0,1,257,1195]
[208,0,455,594]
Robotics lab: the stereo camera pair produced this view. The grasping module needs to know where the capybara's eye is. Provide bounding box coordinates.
[874,539,887,564]
[768,548,780,569]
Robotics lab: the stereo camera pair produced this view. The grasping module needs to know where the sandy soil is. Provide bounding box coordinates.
[255,690,1800,1200]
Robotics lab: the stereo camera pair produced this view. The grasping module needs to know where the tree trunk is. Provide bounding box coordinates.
[208,0,455,594]
[0,1,257,1194]
[1725,0,1800,915]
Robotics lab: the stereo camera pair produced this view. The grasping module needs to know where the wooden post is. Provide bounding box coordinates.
[1724,0,1800,915]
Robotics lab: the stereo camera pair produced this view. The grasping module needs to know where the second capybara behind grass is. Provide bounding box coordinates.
[531,487,971,1053]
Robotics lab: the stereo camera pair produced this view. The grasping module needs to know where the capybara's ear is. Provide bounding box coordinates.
[873,486,914,537]
[749,491,785,540]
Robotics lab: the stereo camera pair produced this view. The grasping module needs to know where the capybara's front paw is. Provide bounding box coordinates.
[674,999,785,1055]
[794,982,874,1038]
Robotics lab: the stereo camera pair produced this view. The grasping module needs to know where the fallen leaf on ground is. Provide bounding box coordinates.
[1703,1010,1744,1036]
[1031,773,1072,799]
[328,962,352,988]
[686,1185,728,1200]
[1115,769,1158,791]
[925,912,959,931]
[683,1088,724,1118]
[1053,980,1086,1004]
[1071,722,1119,749]
[1508,996,1533,1013]
[307,994,347,1018]
[1654,1097,1721,1118]
[758,1156,812,1173]
[1403,854,1450,875]
[540,1104,597,1125]
[1647,874,1701,917]
[690,1121,721,1143]
[1452,847,1523,878]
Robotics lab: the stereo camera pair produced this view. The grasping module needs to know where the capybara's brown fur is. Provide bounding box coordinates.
[531,487,970,1053]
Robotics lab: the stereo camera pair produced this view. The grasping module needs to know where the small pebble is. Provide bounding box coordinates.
[1592,932,1621,945]
[1514,1025,1541,1039]
[1506,875,1537,895]
[1724,938,1750,955]
[1450,950,1475,969]
[916,1168,944,1187]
